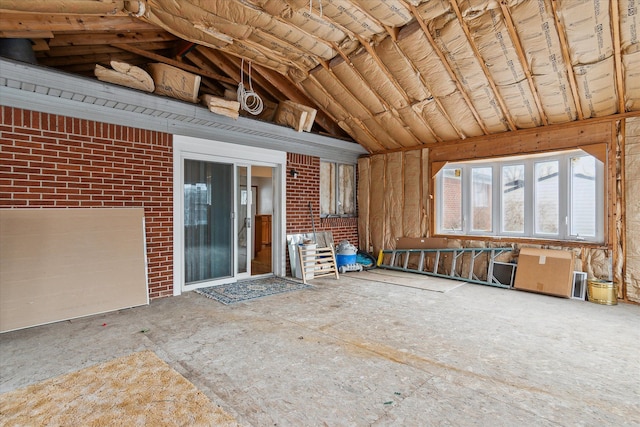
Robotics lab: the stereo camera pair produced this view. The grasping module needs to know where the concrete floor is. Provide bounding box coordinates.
[1,272,639,426]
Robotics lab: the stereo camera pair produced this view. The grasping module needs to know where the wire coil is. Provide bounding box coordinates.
[237,59,263,116]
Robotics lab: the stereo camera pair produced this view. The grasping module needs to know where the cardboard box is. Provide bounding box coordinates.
[514,248,575,298]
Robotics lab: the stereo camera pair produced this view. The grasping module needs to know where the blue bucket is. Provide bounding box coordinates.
[336,253,356,268]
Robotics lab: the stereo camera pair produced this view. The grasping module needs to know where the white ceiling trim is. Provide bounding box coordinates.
[0,58,367,163]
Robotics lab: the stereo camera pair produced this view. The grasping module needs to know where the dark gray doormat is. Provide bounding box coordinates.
[194,277,311,304]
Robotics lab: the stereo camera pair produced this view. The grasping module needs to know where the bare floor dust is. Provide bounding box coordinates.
[0,350,240,427]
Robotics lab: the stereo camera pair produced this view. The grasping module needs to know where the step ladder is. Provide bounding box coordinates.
[297,245,340,284]
[377,247,514,288]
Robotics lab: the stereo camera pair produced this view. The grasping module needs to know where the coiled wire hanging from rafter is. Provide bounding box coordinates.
[237,59,263,116]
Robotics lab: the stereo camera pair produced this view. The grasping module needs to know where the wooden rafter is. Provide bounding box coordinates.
[499,2,548,126]
[407,4,489,135]
[111,43,237,85]
[0,0,124,15]
[192,48,283,102]
[610,0,626,114]
[0,13,158,33]
[48,31,176,47]
[550,0,584,120]
[448,0,516,131]
[40,41,176,58]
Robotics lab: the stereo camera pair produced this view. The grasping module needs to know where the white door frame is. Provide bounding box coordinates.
[173,135,286,295]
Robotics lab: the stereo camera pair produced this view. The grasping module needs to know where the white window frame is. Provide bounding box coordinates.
[320,160,356,218]
[435,149,605,243]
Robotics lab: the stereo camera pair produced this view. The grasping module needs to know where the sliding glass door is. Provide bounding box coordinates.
[184,159,233,284]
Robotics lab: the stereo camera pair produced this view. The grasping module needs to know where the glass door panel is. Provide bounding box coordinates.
[184,159,233,284]
[237,166,250,276]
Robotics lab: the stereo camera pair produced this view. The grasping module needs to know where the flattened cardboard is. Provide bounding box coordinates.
[395,237,449,250]
[514,248,575,298]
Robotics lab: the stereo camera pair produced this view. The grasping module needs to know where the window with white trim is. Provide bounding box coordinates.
[320,161,356,217]
[435,150,604,243]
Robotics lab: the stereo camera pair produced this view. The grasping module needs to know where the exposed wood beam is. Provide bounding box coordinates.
[0,30,53,38]
[449,0,517,131]
[550,0,584,120]
[111,43,237,85]
[408,4,489,135]
[0,13,159,33]
[499,2,548,126]
[48,31,176,47]
[38,51,141,67]
[0,0,124,15]
[187,48,281,104]
[610,0,626,114]
[40,41,175,58]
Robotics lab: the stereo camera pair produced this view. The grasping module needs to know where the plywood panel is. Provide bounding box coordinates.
[0,208,148,333]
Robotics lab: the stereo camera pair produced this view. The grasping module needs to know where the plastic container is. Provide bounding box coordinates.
[336,253,356,268]
[587,280,617,305]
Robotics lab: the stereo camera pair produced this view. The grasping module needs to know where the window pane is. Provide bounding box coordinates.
[442,169,462,231]
[501,165,525,233]
[338,164,355,215]
[471,167,492,231]
[320,162,335,215]
[571,156,596,237]
[534,160,559,234]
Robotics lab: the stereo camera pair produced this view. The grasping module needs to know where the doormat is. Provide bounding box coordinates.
[0,351,240,426]
[195,277,311,304]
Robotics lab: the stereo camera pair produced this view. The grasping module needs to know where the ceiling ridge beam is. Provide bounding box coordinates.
[610,0,626,114]
[499,2,548,126]
[448,0,516,131]
[0,13,159,32]
[550,0,584,120]
[407,3,489,135]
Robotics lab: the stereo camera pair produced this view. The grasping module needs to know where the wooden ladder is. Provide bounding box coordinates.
[297,245,340,284]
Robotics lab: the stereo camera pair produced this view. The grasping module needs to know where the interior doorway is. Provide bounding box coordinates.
[251,166,274,276]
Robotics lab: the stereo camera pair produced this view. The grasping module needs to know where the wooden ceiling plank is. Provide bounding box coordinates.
[111,43,237,85]
[0,13,158,33]
[550,0,584,120]
[448,0,516,131]
[408,4,489,135]
[0,0,124,15]
[0,30,53,38]
[30,38,50,51]
[610,0,626,114]
[499,2,548,126]
[48,31,177,47]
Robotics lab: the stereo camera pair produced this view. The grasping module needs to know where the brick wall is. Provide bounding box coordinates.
[0,107,173,299]
[286,153,358,273]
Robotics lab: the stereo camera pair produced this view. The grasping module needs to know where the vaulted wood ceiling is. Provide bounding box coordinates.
[1,0,639,153]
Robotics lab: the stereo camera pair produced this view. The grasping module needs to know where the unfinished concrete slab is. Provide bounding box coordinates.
[1,274,639,426]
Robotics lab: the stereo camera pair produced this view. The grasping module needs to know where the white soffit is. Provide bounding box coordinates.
[0,58,367,163]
